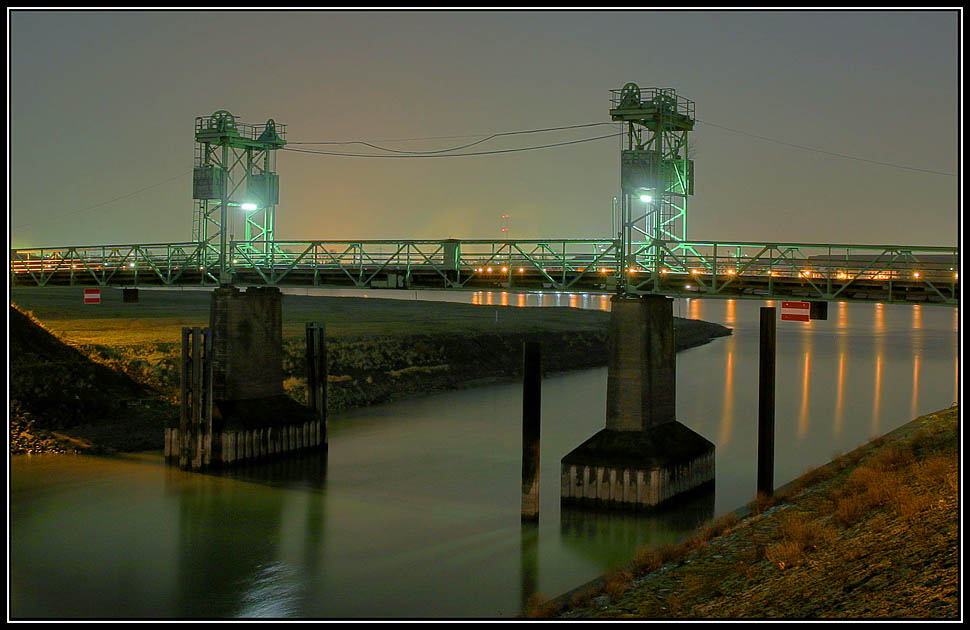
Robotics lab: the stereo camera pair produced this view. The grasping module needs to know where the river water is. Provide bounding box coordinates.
[10,291,960,618]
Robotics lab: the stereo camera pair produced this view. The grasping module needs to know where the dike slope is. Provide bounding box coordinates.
[529,406,959,620]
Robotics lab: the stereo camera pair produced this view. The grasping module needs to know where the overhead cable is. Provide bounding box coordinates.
[282,132,623,158]
[696,119,957,177]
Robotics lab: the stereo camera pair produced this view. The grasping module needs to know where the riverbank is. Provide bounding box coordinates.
[9,288,731,454]
[528,405,959,619]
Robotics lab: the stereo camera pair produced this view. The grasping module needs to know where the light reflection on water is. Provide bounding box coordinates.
[10,289,959,619]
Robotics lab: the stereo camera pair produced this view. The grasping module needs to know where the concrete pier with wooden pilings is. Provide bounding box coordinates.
[165,286,324,469]
[560,294,714,510]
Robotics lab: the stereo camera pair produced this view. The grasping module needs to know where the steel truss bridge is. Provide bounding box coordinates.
[10,238,959,306]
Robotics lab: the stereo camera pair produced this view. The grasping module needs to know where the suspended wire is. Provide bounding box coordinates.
[696,118,957,177]
[282,132,623,158]
[287,121,618,154]
[11,170,192,230]
[13,115,950,234]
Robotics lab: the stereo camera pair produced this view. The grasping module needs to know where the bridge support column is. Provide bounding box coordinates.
[560,294,714,510]
[443,239,460,287]
[167,286,323,469]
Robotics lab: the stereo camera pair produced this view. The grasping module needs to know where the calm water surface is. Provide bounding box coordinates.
[10,292,959,618]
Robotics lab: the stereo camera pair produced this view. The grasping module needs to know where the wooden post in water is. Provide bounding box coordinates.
[521,341,541,521]
[179,328,190,468]
[178,327,213,470]
[758,307,776,497]
[306,322,328,447]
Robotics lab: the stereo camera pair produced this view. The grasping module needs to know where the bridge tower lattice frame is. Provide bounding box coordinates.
[610,83,696,291]
[191,110,286,283]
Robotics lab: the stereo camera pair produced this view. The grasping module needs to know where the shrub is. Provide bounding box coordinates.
[777,513,829,551]
[894,486,934,522]
[634,542,679,574]
[765,540,804,570]
[603,570,633,601]
[917,452,957,488]
[834,492,870,528]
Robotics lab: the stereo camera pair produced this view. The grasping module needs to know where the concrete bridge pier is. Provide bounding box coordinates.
[166,286,325,469]
[560,294,714,510]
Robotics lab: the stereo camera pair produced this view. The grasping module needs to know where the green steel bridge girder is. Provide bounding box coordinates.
[9,238,959,306]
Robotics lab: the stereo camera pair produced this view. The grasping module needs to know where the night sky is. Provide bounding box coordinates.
[8,10,960,250]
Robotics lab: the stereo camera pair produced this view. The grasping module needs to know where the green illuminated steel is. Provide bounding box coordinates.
[192,110,286,284]
[611,83,696,292]
[10,238,959,305]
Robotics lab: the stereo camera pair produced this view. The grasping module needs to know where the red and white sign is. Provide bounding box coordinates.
[781,301,810,322]
[83,288,101,304]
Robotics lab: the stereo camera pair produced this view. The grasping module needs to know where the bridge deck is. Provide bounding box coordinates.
[10,238,959,305]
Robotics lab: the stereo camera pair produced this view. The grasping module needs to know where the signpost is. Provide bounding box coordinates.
[757,307,776,496]
[781,300,811,322]
[759,300,829,497]
[83,288,101,304]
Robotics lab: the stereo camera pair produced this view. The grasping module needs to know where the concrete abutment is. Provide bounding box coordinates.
[561,294,714,510]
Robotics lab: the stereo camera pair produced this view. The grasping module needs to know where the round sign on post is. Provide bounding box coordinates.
[83,288,101,304]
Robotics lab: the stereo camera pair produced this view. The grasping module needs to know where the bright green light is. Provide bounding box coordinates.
[240,203,258,211]
[639,194,652,203]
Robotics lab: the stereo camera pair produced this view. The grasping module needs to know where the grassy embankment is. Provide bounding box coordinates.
[10,286,730,454]
[526,405,959,620]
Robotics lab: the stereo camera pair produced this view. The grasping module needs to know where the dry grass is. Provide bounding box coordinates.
[794,463,837,491]
[845,465,900,508]
[633,542,679,574]
[569,587,597,609]
[916,452,957,488]
[777,512,830,550]
[9,286,614,343]
[892,486,935,522]
[681,571,724,599]
[833,491,870,527]
[554,407,959,620]
[765,540,805,570]
[523,594,558,618]
[603,570,634,601]
[764,512,832,570]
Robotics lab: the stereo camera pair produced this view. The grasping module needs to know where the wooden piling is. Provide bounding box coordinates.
[179,328,190,468]
[758,306,776,497]
[521,341,541,521]
[306,322,328,446]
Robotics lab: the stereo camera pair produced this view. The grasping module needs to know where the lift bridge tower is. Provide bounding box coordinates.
[610,83,695,290]
[192,110,286,284]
